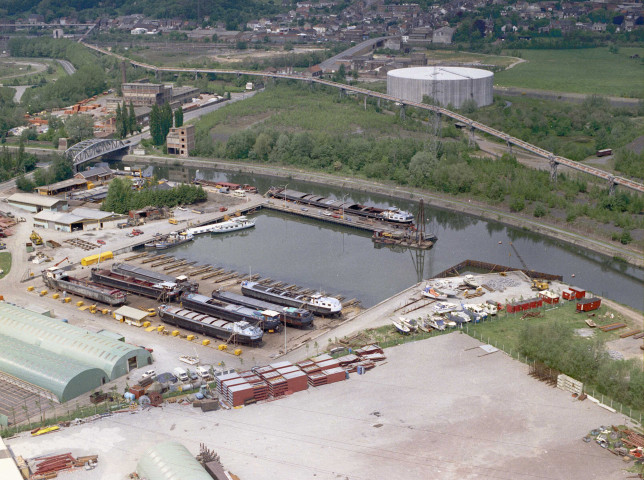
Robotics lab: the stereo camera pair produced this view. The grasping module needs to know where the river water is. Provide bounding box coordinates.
[146,164,643,310]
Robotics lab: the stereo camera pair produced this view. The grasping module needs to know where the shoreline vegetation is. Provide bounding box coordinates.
[121,154,644,269]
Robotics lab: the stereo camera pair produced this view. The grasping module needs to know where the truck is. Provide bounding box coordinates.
[173,367,189,382]
[196,365,213,381]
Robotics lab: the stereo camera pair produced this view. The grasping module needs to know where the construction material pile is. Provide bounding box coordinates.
[585,425,644,462]
[214,345,386,408]
[30,453,98,479]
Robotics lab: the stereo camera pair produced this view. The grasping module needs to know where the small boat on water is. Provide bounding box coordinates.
[145,231,194,250]
[422,285,447,300]
[391,318,410,334]
[186,216,255,236]
[463,274,479,288]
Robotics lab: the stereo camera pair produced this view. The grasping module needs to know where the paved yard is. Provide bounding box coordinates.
[7,333,631,480]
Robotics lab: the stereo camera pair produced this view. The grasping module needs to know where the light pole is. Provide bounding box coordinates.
[341,193,349,219]
[282,184,288,209]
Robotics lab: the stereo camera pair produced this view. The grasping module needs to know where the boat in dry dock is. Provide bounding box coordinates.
[267,187,414,225]
[158,305,263,345]
[111,263,198,293]
[241,281,342,316]
[42,267,127,306]
[212,289,314,328]
[91,268,184,300]
[180,293,281,331]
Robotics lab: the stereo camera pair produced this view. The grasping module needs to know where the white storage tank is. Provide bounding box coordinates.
[387,66,494,108]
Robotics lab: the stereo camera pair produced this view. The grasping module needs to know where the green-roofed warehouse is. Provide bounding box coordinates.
[0,302,151,380]
[0,336,106,403]
[137,441,212,480]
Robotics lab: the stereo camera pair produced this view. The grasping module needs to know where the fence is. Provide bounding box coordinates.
[462,325,643,428]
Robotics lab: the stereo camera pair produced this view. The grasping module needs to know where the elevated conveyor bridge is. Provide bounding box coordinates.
[81,42,644,195]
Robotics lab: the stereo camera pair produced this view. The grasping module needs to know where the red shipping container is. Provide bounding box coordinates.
[577,297,601,312]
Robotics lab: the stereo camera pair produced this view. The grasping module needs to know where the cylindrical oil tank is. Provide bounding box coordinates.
[387,66,494,108]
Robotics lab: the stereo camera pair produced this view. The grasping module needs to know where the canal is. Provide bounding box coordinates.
[144,164,644,310]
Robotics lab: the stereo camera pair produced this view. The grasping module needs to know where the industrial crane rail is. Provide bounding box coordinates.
[82,42,644,194]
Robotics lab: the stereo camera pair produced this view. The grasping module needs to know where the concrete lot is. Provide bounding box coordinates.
[7,333,631,480]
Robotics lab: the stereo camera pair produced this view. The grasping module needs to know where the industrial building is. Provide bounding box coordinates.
[137,442,213,480]
[33,207,126,232]
[166,125,195,157]
[7,193,68,213]
[0,303,152,404]
[386,66,493,108]
[123,82,200,108]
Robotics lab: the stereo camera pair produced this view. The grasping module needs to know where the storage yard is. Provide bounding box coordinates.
[5,334,633,480]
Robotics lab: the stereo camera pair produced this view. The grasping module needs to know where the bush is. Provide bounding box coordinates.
[619,230,632,244]
[510,196,525,212]
[533,202,547,217]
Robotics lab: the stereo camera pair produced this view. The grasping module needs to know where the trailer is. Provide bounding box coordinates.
[577,297,601,312]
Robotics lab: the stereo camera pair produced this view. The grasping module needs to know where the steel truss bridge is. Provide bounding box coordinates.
[82,42,644,195]
[65,138,130,171]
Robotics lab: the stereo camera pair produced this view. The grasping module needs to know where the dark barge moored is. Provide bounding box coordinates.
[212,289,314,328]
[42,267,127,306]
[267,187,414,225]
[181,293,282,331]
[240,281,342,316]
[158,304,263,345]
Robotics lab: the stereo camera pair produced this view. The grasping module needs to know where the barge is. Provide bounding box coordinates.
[193,178,258,194]
[241,281,342,316]
[91,268,184,301]
[372,229,437,250]
[158,305,263,345]
[110,263,198,293]
[145,231,194,249]
[212,289,314,328]
[267,187,414,225]
[185,216,255,236]
[181,293,281,331]
[42,267,127,306]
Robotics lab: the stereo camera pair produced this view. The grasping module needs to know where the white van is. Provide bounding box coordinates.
[196,365,212,380]
[232,189,246,198]
[173,367,189,382]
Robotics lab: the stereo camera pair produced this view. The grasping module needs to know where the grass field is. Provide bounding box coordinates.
[495,47,644,98]
[419,49,518,68]
[0,252,11,279]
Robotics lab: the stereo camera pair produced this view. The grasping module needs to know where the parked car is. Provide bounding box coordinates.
[132,228,144,235]
[96,239,106,245]
[141,369,156,380]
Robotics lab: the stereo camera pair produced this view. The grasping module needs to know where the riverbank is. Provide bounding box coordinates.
[122,154,644,269]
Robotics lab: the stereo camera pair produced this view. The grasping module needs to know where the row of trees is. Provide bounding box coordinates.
[519,322,644,411]
[150,104,183,146]
[115,102,139,139]
[102,177,206,214]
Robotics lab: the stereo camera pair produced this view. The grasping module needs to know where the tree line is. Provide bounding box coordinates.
[519,321,644,412]
[102,177,206,214]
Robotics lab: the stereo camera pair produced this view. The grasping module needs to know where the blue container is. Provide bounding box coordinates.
[357,366,365,375]
[345,371,350,379]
